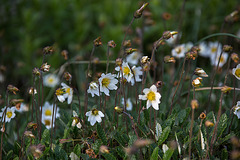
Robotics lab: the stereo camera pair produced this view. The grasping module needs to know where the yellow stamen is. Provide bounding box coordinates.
[211,47,217,53]
[235,68,240,77]
[147,91,156,101]
[102,78,110,87]
[6,111,12,118]
[45,109,52,116]
[48,78,54,84]
[66,88,71,94]
[56,88,65,95]
[123,66,131,75]
[92,109,99,116]
[175,47,182,54]
[44,119,50,126]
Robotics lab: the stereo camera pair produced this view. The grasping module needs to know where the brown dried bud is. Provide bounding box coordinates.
[164,56,176,63]
[29,144,45,159]
[61,50,68,60]
[199,112,206,119]
[162,12,172,20]
[192,77,202,88]
[134,3,149,19]
[162,31,178,40]
[24,131,35,139]
[205,120,214,127]
[114,106,123,114]
[123,40,131,47]
[107,40,116,48]
[99,145,109,154]
[10,99,24,110]
[141,56,150,64]
[191,99,199,109]
[93,36,102,47]
[43,46,54,55]
[222,45,233,53]
[64,72,72,82]
[7,85,19,95]
[86,148,97,158]
[27,122,38,130]
[231,53,239,63]
[194,68,208,77]
[125,48,137,55]
[221,85,232,94]
[28,87,37,95]
[32,68,41,76]
[115,58,123,66]
[225,10,239,23]
[155,81,163,88]
[40,63,50,72]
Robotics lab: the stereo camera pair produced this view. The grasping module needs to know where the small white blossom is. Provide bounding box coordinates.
[15,103,29,113]
[115,61,133,82]
[232,64,240,80]
[198,42,209,58]
[121,98,133,111]
[162,144,169,153]
[99,73,118,96]
[85,109,104,126]
[171,44,186,58]
[208,41,222,57]
[61,83,73,104]
[184,42,193,52]
[72,111,82,129]
[87,81,100,97]
[210,52,228,68]
[233,101,240,119]
[43,74,59,88]
[139,85,161,110]
[41,102,60,129]
[130,66,143,86]
[126,51,142,65]
[0,106,16,123]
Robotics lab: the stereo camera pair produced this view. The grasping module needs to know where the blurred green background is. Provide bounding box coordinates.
[0,0,239,93]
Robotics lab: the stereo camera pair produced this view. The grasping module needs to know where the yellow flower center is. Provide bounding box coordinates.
[48,78,54,84]
[102,78,110,87]
[220,57,224,63]
[147,91,156,101]
[175,47,182,54]
[66,88,71,94]
[126,103,129,108]
[45,109,52,116]
[91,109,99,116]
[123,66,131,75]
[56,88,65,95]
[44,119,51,126]
[211,47,217,53]
[235,68,240,78]
[6,111,12,118]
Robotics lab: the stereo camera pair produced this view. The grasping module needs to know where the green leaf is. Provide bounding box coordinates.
[115,146,125,158]
[54,145,68,160]
[150,147,159,160]
[217,113,227,138]
[114,132,126,147]
[6,150,13,160]
[155,123,162,141]
[221,148,228,160]
[41,129,50,144]
[163,149,174,160]
[73,144,82,157]
[97,123,107,145]
[174,108,191,126]
[218,133,235,145]
[102,153,117,160]
[143,109,150,124]
[158,127,171,146]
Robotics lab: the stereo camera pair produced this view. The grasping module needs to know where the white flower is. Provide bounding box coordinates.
[15,103,29,113]
[121,98,133,111]
[184,42,193,52]
[43,74,60,88]
[61,83,73,104]
[85,109,104,126]
[210,52,228,68]
[208,41,222,57]
[165,33,181,45]
[171,44,186,58]
[42,102,60,118]
[115,61,133,82]
[0,106,16,123]
[130,66,143,86]
[126,51,142,65]
[139,85,161,110]
[233,101,240,119]
[99,73,118,96]
[72,111,82,129]
[87,81,100,97]
[232,64,240,80]
[198,42,209,58]
[162,144,169,153]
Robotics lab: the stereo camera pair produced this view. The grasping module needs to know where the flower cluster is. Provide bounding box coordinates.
[56,83,73,104]
[41,102,60,129]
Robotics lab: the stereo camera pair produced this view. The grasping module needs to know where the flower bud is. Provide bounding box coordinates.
[64,72,72,82]
[40,63,50,72]
[27,122,38,130]
[225,10,239,23]
[24,131,35,139]
[114,106,123,114]
[134,3,149,19]
[61,50,68,60]
[199,112,206,119]
[205,120,214,127]
[115,58,123,66]
[191,99,199,109]
[32,68,41,76]
[93,36,102,46]
[141,56,150,64]
[123,40,131,47]
[125,48,137,55]
[162,31,178,40]
[192,77,202,88]
[7,85,19,94]
[164,56,176,63]
[223,45,233,52]
[194,68,208,77]
[99,145,109,154]
[107,40,116,48]
[231,53,239,63]
[155,81,163,89]
[43,46,54,55]
[221,86,232,94]
[28,87,37,95]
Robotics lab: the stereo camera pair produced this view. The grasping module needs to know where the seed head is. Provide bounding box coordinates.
[43,46,54,55]
[231,53,239,63]
[134,3,149,19]
[93,36,102,47]
[223,45,233,52]
[194,68,208,77]
[61,50,68,60]
[7,85,19,94]
[191,99,199,109]
[40,63,50,72]
[199,112,206,119]
[32,68,41,76]
[107,40,116,48]
[164,56,176,63]
[115,58,123,66]
[125,48,137,55]
[64,72,72,82]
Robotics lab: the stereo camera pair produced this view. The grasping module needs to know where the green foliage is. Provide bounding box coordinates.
[41,129,50,145]
[54,145,68,160]
[158,127,171,146]
[217,113,228,138]
[97,123,107,145]
[163,149,174,160]
[150,147,159,160]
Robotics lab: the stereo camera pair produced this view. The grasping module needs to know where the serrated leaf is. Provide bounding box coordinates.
[97,123,107,145]
[54,145,68,160]
[114,132,126,147]
[218,133,235,145]
[150,147,159,160]
[73,144,82,157]
[102,153,117,160]
[156,123,162,141]
[158,127,171,146]
[41,129,50,144]
[163,148,174,160]
[115,146,125,158]
[217,113,227,138]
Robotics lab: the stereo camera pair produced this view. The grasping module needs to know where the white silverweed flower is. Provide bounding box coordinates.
[210,52,228,68]
[41,102,60,129]
[87,81,100,97]
[85,109,104,126]
[61,83,73,104]
[99,73,118,96]
[198,42,209,58]
[139,85,161,110]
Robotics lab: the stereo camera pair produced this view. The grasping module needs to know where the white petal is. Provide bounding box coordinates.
[98,111,104,117]
[95,115,102,122]
[150,85,157,92]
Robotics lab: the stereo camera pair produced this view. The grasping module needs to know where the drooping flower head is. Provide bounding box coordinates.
[98,73,118,96]
[139,85,161,110]
[72,110,82,129]
[115,61,133,82]
[43,74,59,88]
[85,109,104,126]
[232,64,240,80]
[87,81,100,97]
[0,106,16,123]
